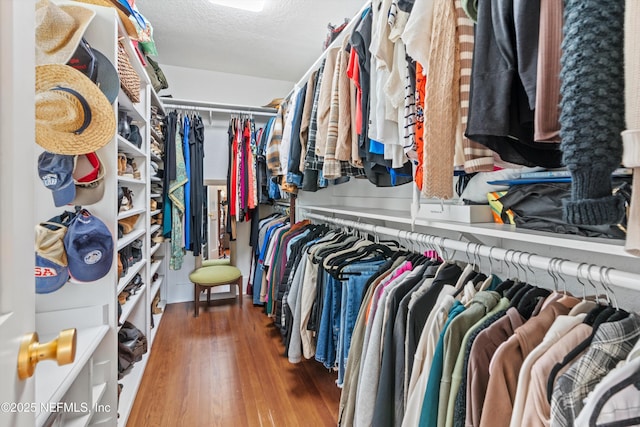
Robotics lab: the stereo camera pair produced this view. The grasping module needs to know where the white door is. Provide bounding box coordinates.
[0,0,37,425]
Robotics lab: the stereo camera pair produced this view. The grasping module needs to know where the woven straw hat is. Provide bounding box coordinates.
[262,98,284,109]
[36,64,116,155]
[72,0,139,40]
[36,0,96,65]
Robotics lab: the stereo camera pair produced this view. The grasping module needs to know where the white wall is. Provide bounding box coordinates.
[158,64,294,106]
[161,64,290,304]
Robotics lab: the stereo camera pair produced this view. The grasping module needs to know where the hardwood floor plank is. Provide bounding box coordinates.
[127,298,341,426]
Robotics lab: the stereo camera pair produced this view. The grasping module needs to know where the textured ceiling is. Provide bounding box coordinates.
[135,0,364,83]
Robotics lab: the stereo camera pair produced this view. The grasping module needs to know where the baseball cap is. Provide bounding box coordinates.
[38,152,76,207]
[67,38,119,104]
[71,152,105,206]
[64,209,114,282]
[35,222,70,294]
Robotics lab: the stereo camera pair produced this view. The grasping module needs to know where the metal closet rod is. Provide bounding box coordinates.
[162,103,277,117]
[304,212,640,292]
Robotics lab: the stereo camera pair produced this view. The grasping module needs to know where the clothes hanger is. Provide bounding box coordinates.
[546,264,628,402]
[478,246,497,291]
[587,369,640,427]
[494,249,519,295]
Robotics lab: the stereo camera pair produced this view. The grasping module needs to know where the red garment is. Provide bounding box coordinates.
[347,48,362,135]
[229,119,238,217]
[415,62,426,191]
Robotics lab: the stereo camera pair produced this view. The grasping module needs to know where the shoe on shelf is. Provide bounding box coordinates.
[150,199,157,211]
[118,153,127,176]
[118,291,130,305]
[151,213,163,225]
[119,187,133,212]
[152,294,163,314]
[122,159,134,179]
[128,158,141,180]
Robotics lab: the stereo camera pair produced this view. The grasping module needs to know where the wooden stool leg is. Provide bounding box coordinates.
[194,283,200,317]
[238,276,243,306]
[207,287,211,305]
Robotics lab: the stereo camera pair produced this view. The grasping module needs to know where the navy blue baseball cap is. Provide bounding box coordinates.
[38,152,76,207]
[64,209,114,282]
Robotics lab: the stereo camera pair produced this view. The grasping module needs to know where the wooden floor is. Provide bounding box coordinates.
[127,297,341,427]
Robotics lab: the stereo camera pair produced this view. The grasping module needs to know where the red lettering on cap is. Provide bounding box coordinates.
[35,267,57,277]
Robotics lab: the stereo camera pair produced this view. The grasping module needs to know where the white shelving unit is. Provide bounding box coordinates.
[29,4,169,426]
[117,259,146,294]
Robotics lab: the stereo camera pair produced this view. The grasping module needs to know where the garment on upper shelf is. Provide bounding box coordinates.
[465,0,563,169]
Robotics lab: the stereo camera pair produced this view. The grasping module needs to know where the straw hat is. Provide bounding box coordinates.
[262,98,284,109]
[36,64,116,155]
[72,0,139,40]
[36,0,96,65]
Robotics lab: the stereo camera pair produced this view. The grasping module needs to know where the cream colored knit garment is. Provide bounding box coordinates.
[402,0,436,74]
[624,0,640,256]
[422,0,458,199]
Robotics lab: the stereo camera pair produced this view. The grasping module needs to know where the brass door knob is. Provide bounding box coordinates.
[17,328,77,380]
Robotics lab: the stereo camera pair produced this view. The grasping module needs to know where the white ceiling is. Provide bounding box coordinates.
[134,0,364,83]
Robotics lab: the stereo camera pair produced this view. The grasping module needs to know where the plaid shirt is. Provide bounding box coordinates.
[304,60,325,171]
[550,313,640,427]
[266,100,287,176]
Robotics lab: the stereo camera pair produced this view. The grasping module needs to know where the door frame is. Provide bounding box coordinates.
[0,0,37,425]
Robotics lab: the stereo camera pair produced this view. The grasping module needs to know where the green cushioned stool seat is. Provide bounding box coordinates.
[201,258,231,267]
[190,265,243,317]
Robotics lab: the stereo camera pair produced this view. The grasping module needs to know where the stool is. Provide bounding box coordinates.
[201,258,231,267]
[189,265,243,317]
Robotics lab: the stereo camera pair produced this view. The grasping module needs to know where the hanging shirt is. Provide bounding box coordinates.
[182,115,191,251]
[169,116,188,270]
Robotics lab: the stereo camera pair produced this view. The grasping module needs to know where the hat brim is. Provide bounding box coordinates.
[52,178,77,207]
[36,254,70,294]
[36,4,96,66]
[72,154,106,206]
[262,98,284,108]
[68,253,112,282]
[92,48,119,104]
[36,64,116,155]
[72,0,139,40]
